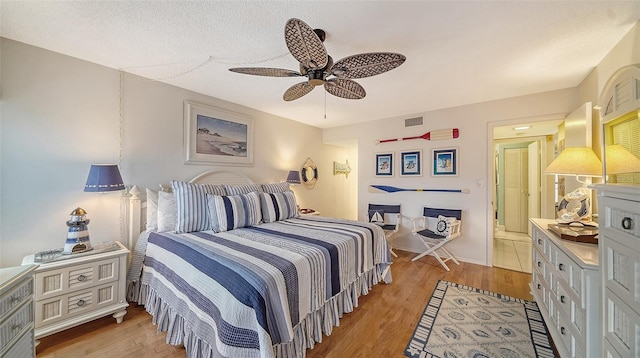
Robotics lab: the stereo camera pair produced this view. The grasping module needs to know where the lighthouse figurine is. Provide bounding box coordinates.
[64,207,93,254]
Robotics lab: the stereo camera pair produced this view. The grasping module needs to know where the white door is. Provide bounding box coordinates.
[504,147,529,233]
[528,141,541,236]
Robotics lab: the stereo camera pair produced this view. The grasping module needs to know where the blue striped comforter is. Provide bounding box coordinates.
[128,216,392,358]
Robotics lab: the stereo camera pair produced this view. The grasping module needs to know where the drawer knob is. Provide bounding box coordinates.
[560,327,566,335]
[560,295,566,303]
[622,217,633,230]
[77,274,87,282]
[11,323,23,331]
[537,261,542,267]
[537,283,541,289]
[558,263,565,271]
[77,299,86,307]
[537,239,542,245]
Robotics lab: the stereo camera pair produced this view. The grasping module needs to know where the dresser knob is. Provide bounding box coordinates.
[560,327,566,335]
[537,261,542,267]
[558,263,565,271]
[560,295,566,303]
[77,274,87,282]
[622,217,633,230]
[77,299,86,307]
[11,323,23,331]
[537,239,542,245]
[537,283,541,289]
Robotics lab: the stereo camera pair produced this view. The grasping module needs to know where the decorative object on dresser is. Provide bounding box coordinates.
[529,218,600,357]
[22,241,129,345]
[544,147,602,223]
[594,185,640,358]
[0,265,37,358]
[64,207,92,254]
[404,280,556,358]
[410,207,462,271]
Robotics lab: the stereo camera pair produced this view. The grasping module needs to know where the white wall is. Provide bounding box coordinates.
[0,38,353,267]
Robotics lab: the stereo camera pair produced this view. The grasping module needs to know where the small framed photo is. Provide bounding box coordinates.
[375,153,394,177]
[401,150,422,176]
[432,147,458,176]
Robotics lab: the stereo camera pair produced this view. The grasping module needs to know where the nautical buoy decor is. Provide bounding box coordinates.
[64,207,93,254]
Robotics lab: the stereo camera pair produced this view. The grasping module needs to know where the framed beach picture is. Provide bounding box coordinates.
[375,153,394,177]
[184,101,254,165]
[401,150,422,176]
[432,147,458,176]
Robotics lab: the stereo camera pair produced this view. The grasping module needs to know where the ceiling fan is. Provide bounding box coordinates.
[229,18,406,101]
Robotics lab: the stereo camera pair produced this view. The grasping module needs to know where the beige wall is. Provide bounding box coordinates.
[0,38,353,267]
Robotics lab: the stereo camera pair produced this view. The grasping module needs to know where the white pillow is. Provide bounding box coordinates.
[146,188,159,232]
[261,182,291,194]
[157,191,177,232]
[434,215,457,237]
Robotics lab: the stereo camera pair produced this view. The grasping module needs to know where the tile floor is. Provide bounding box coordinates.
[493,230,532,273]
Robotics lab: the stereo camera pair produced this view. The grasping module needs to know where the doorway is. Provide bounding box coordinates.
[491,120,560,272]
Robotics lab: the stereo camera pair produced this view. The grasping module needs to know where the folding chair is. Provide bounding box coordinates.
[411,207,462,271]
[367,204,401,257]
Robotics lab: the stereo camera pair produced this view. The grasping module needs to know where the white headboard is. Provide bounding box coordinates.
[127,170,254,250]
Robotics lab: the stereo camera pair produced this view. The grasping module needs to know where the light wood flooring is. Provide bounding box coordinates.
[36,250,533,358]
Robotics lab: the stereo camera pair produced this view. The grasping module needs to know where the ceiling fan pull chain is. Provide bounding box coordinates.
[324,90,327,119]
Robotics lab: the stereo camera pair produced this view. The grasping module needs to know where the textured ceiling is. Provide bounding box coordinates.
[2,1,640,129]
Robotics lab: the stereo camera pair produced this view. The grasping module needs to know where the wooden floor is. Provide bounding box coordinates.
[36,250,532,358]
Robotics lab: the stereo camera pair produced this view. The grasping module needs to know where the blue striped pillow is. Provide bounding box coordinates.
[224,183,263,195]
[259,190,298,223]
[261,182,290,193]
[171,180,226,233]
[207,191,262,232]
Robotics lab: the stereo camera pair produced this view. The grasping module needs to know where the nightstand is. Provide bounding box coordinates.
[22,241,129,344]
[0,264,37,357]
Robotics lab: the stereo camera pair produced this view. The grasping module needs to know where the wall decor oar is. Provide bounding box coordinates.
[376,128,459,144]
[369,185,470,194]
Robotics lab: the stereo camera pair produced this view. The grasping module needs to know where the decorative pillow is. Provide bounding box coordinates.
[261,182,291,194]
[434,215,457,237]
[157,191,177,232]
[171,180,226,233]
[260,190,298,223]
[224,183,263,195]
[146,188,159,232]
[207,191,262,232]
[368,210,385,226]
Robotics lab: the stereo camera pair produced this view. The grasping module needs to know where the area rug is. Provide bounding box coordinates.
[404,280,556,358]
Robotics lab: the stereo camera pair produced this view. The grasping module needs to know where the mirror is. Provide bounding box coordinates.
[301,158,318,189]
[598,64,640,184]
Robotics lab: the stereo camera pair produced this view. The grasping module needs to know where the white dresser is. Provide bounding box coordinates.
[0,264,37,358]
[529,218,600,357]
[22,241,129,343]
[595,185,640,358]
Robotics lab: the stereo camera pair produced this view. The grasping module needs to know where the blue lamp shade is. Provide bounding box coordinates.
[84,164,125,192]
[286,170,301,184]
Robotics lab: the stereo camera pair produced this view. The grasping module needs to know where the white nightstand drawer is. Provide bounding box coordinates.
[0,300,33,351]
[35,257,119,300]
[0,277,33,320]
[35,281,120,328]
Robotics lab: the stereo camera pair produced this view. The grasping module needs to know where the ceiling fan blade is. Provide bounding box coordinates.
[331,52,406,79]
[229,67,302,77]
[285,18,328,69]
[283,82,315,101]
[324,78,366,100]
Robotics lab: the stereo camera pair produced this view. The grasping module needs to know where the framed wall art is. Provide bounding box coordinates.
[401,150,422,176]
[375,153,394,177]
[432,147,458,176]
[184,101,254,165]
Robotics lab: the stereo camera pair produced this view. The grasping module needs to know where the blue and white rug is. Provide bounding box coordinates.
[404,280,556,358]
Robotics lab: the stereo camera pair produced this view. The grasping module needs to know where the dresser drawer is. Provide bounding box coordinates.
[604,289,640,358]
[35,280,120,328]
[602,196,640,247]
[602,237,640,311]
[35,257,119,300]
[0,277,33,320]
[0,299,33,351]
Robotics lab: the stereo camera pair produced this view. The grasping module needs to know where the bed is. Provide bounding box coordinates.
[126,170,392,358]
